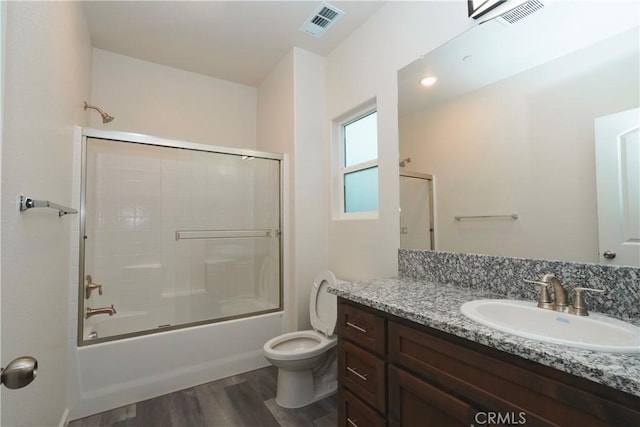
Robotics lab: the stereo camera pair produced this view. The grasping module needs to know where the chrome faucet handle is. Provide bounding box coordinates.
[523,279,554,309]
[569,287,605,316]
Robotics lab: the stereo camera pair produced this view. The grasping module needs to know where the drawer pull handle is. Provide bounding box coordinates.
[347,417,359,427]
[346,321,367,333]
[347,366,368,381]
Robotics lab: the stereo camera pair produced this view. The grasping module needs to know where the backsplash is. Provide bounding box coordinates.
[398,249,640,320]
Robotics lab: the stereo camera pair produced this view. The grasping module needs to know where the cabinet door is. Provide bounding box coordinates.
[389,365,475,427]
[339,388,386,427]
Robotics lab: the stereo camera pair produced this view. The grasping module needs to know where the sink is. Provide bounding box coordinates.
[460,299,640,353]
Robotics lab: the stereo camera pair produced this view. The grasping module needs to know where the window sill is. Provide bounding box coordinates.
[333,211,379,221]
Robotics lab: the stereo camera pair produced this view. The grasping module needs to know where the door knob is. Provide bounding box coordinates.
[603,250,616,260]
[1,356,37,389]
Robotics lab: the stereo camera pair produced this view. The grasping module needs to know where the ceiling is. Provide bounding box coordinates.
[82,1,385,87]
[398,0,640,116]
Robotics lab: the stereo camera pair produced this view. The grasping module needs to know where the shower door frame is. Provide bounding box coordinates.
[399,170,435,250]
[77,128,285,346]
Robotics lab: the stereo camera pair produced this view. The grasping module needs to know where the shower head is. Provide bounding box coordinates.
[399,157,411,167]
[84,102,114,124]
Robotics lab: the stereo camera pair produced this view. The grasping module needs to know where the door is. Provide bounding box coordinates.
[595,108,640,266]
[400,173,434,250]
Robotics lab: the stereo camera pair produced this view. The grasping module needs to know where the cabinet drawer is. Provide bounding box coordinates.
[339,388,386,427]
[338,300,386,355]
[339,340,386,414]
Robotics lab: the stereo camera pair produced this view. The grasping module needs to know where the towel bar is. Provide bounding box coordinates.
[455,214,518,221]
[19,195,77,217]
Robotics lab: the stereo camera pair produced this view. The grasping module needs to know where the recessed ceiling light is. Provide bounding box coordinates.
[420,76,437,87]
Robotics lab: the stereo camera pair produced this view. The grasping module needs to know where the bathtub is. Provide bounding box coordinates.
[83,297,278,342]
[83,311,150,340]
[68,310,284,420]
[68,128,288,421]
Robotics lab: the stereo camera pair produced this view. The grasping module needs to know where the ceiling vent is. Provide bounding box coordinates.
[497,0,545,24]
[300,2,344,37]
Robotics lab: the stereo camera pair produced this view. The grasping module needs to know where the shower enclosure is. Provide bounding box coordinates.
[399,171,434,250]
[78,135,282,345]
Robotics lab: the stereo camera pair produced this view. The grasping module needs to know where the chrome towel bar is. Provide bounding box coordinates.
[175,229,275,240]
[19,195,77,217]
[455,214,518,221]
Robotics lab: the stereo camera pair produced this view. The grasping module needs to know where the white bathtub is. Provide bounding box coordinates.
[68,310,284,420]
[83,310,150,340]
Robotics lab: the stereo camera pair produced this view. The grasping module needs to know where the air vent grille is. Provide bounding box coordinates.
[318,7,339,20]
[301,2,344,37]
[311,15,330,28]
[500,0,544,24]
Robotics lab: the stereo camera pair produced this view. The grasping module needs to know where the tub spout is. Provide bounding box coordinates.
[86,304,116,319]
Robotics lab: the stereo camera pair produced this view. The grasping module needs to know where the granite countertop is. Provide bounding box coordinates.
[328,277,640,398]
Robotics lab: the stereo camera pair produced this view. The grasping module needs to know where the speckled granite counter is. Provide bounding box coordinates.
[328,277,640,398]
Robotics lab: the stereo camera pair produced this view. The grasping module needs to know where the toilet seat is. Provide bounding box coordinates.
[309,270,338,337]
[263,270,341,362]
[264,330,336,361]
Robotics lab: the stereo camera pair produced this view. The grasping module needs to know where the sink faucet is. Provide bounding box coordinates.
[524,273,567,312]
[542,273,568,312]
[524,274,606,316]
[86,304,116,319]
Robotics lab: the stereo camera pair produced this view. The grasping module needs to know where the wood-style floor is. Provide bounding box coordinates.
[68,366,337,427]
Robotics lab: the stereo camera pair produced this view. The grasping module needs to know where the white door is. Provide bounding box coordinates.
[595,108,640,266]
[400,174,434,250]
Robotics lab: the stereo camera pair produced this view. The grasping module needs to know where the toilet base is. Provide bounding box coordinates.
[275,368,337,409]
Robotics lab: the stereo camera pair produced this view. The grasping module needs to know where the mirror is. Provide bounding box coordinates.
[397,1,640,266]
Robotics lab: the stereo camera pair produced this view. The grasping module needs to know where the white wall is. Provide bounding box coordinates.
[292,48,328,330]
[257,50,295,329]
[257,47,328,331]
[91,49,257,149]
[1,2,91,426]
[399,29,639,263]
[325,1,474,281]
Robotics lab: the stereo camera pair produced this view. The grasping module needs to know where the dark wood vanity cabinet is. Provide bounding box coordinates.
[388,365,477,427]
[337,298,640,427]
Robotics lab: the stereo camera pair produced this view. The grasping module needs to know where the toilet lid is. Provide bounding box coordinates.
[309,270,338,336]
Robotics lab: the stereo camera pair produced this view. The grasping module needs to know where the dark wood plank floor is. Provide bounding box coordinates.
[68,366,337,427]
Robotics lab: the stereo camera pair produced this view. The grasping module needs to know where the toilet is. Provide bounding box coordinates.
[263,270,344,408]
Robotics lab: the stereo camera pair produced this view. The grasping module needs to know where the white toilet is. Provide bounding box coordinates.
[263,270,343,408]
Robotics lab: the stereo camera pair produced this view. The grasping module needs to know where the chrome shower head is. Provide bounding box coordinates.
[399,157,411,167]
[84,102,114,124]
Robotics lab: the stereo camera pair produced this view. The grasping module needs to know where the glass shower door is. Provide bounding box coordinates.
[399,173,434,250]
[80,137,281,344]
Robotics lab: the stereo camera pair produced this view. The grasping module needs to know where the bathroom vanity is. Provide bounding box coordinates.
[331,276,640,426]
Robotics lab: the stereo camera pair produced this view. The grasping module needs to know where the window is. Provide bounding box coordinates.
[334,107,378,216]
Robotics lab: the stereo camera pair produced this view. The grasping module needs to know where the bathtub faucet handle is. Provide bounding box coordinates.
[85,275,103,299]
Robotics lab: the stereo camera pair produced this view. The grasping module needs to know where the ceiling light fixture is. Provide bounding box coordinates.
[420,76,437,87]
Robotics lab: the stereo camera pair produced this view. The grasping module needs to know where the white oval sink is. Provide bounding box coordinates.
[460,299,640,353]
